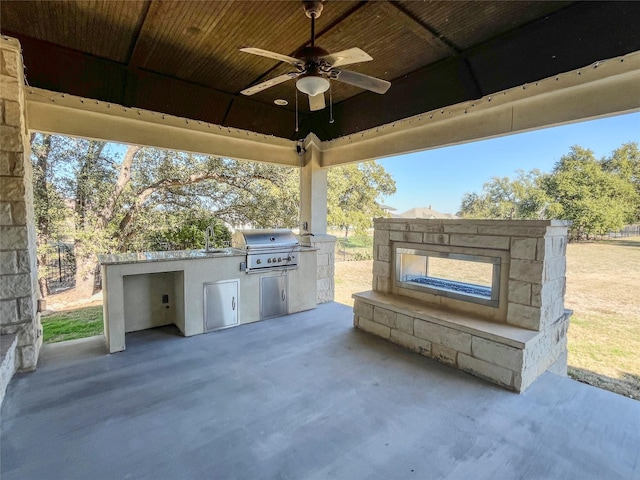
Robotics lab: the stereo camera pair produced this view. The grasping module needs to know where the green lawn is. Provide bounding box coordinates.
[41,305,103,343]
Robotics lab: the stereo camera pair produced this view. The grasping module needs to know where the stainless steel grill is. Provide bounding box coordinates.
[232,229,300,274]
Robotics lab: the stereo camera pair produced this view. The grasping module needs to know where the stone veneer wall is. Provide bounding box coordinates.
[353,218,571,392]
[303,234,336,304]
[0,37,42,388]
[372,218,570,330]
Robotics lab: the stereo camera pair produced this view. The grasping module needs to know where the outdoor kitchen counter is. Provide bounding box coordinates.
[98,248,246,265]
[99,247,318,353]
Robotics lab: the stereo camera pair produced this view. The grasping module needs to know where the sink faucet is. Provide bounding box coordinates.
[205,225,216,252]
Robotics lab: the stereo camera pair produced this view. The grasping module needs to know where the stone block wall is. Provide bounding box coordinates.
[372,218,570,331]
[354,218,571,392]
[353,293,571,392]
[302,234,336,304]
[0,36,41,373]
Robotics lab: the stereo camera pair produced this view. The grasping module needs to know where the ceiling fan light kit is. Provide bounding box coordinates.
[296,75,330,97]
[239,0,391,125]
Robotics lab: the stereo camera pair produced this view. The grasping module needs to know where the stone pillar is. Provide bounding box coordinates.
[0,36,42,371]
[298,134,336,304]
[299,135,327,235]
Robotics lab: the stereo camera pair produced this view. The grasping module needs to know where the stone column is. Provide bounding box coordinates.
[0,36,41,371]
[298,134,336,304]
[299,134,327,235]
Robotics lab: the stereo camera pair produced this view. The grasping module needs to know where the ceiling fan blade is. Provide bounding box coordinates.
[308,92,326,111]
[321,47,372,68]
[240,48,302,66]
[332,69,391,94]
[240,73,298,96]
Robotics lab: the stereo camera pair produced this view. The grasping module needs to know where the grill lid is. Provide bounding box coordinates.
[232,229,299,250]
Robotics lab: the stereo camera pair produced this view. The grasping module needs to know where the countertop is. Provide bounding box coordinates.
[98,246,319,266]
[98,248,246,266]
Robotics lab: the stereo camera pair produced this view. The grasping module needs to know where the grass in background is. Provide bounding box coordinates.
[42,305,103,343]
[563,237,640,398]
[334,233,374,261]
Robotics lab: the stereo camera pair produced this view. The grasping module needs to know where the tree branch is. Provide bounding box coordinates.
[99,145,140,227]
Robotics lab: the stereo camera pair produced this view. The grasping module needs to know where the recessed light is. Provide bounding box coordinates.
[274,99,288,106]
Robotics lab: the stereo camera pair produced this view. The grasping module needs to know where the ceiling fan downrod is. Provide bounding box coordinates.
[303,0,324,47]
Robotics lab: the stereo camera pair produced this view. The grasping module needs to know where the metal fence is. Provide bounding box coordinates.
[608,224,640,239]
[44,243,76,293]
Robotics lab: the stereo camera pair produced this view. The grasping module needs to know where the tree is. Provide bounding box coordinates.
[543,146,638,239]
[458,169,551,219]
[31,135,299,297]
[601,142,640,222]
[327,162,396,236]
[33,134,397,297]
[456,144,640,239]
[32,134,71,297]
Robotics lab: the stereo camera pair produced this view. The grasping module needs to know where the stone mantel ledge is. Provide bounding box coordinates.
[374,218,571,237]
[375,218,571,227]
[353,290,546,349]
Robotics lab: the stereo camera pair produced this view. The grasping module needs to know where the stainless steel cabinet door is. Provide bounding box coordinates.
[204,279,239,332]
[260,275,288,320]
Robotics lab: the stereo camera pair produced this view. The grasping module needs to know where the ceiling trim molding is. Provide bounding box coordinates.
[23,51,639,170]
[26,88,299,167]
[319,51,640,167]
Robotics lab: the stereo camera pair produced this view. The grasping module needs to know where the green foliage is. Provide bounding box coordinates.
[458,143,640,240]
[327,162,396,235]
[351,251,373,261]
[601,142,640,222]
[340,235,374,249]
[458,169,550,219]
[544,146,638,239]
[149,214,231,251]
[32,134,396,295]
[41,306,104,343]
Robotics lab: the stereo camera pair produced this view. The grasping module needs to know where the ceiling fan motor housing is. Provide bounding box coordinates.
[295,46,330,65]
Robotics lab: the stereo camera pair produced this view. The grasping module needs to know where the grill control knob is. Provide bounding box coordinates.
[272,257,277,263]
[257,259,262,264]
[278,257,282,262]
[287,256,292,261]
[267,258,271,263]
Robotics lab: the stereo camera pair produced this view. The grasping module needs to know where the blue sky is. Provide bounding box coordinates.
[378,112,640,215]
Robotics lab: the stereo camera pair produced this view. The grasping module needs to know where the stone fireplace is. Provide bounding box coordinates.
[353,219,572,392]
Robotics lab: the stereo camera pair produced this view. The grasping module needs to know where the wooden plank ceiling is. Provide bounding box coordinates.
[2,1,639,141]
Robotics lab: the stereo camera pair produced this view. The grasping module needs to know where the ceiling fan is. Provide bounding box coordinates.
[239,0,391,112]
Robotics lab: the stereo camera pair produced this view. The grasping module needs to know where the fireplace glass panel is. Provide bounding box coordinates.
[396,248,500,307]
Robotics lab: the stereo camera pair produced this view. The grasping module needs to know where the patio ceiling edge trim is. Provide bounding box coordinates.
[25,88,300,167]
[25,51,639,169]
[319,50,640,167]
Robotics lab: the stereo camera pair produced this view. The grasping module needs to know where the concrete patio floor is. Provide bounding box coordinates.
[2,302,639,480]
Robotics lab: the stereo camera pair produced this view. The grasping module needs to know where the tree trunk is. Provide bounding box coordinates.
[34,135,52,299]
[74,243,97,299]
[38,275,49,299]
[99,145,140,228]
[73,141,106,299]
